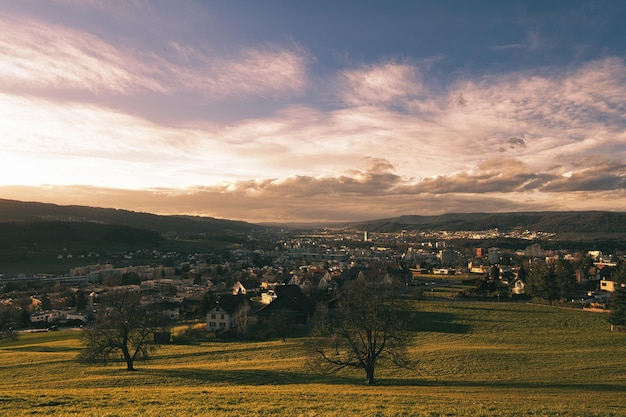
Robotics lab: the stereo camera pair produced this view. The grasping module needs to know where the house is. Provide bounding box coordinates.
[260,289,277,305]
[299,278,314,293]
[317,271,334,292]
[232,280,260,295]
[154,299,181,321]
[340,266,368,282]
[384,268,412,286]
[600,279,624,292]
[596,265,615,281]
[511,279,526,295]
[206,294,249,333]
[256,285,316,326]
[30,310,63,324]
[66,311,89,323]
[286,274,302,287]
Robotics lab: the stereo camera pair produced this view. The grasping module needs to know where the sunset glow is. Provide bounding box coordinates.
[2,1,625,222]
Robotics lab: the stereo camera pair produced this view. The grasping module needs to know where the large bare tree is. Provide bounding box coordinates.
[79,291,166,371]
[308,269,414,385]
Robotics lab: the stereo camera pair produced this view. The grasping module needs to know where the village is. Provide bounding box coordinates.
[1,227,624,338]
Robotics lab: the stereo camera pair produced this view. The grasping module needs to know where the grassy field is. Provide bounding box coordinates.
[1,301,625,416]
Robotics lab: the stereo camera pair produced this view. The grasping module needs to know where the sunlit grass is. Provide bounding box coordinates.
[1,301,625,416]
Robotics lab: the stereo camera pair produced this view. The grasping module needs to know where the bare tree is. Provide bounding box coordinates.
[308,271,414,385]
[0,327,18,343]
[79,291,166,371]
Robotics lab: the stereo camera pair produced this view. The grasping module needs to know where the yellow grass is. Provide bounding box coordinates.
[1,301,626,416]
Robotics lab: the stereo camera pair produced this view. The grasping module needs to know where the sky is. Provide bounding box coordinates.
[1,0,626,223]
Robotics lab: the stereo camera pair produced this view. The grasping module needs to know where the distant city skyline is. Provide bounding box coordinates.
[2,1,625,222]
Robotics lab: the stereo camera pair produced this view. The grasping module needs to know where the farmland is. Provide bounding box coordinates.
[1,301,625,416]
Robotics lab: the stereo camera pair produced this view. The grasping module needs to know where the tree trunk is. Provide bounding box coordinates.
[365,364,375,385]
[121,345,135,371]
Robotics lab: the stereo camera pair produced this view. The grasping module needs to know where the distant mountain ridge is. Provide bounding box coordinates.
[0,198,261,234]
[2,199,626,236]
[344,211,626,234]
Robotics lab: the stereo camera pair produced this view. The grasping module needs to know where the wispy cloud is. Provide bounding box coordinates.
[492,29,543,51]
[0,14,310,100]
[0,15,165,94]
[1,0,625,222]
[205,45,310,99]
[336,61,422,106]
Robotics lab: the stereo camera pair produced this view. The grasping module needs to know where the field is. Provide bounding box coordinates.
[1,301,626,416]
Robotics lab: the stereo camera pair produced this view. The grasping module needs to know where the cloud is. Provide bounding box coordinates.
[208,158,401,199]
[439,57,626,170]
[3,151,626,222]
[7,53,624,197]
[492,29,543,51]
[499,137,526,152]
[205,45,311,99]
[0,15,165,94]
[0,184,537,223]
[399,155,626,196]
[542,158,626,192]
[336,61,422,106]
[2,0,626,225]
[0,14,310,100]
[169,43,311,99]
[404,158,552,194]
[0,93,250,188]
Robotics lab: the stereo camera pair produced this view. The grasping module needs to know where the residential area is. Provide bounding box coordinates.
[1,226,625,338]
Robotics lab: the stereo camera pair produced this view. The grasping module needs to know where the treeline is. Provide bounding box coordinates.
[525,259,581,302]
[349,211,626,235]
[0,221,163,252]
[525,258,626,304]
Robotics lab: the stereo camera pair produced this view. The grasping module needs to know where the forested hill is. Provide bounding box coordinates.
[346,212,626,234]
[0,221,163,252]
[0,199,261,234]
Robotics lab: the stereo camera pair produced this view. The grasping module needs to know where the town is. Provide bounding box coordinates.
[1,226,624,338]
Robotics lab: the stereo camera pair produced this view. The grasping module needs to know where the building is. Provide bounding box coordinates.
[525,244,544,258]
[260,289,278,304]
[488,247,500,264]
[66,311,89,323]
[232,280,260,295]
[256,285,316,326]
[30,310,63,324]
[600,279,625,293]
[206,294,249,333]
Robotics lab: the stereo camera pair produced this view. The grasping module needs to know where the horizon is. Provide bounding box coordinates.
[2,1,626,223]
[3,197,625,227]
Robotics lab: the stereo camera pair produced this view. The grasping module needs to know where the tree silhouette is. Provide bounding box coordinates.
[308,269,414,385]
[79,291,166,371]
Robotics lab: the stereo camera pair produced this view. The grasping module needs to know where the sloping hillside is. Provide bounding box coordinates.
[346,211,626,234]
[0,221,163,252]
[0,199,260,234]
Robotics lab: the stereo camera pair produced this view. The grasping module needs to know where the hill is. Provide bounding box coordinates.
[0,198,261,234]
[0,301,625,416]
[0,221,163,253]
[0,199,264,273]
[345,211,626,234]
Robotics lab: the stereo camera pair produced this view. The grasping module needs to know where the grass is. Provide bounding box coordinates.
[1,301,625,416]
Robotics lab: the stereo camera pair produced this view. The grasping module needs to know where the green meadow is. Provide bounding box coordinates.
[1,301,625,416]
